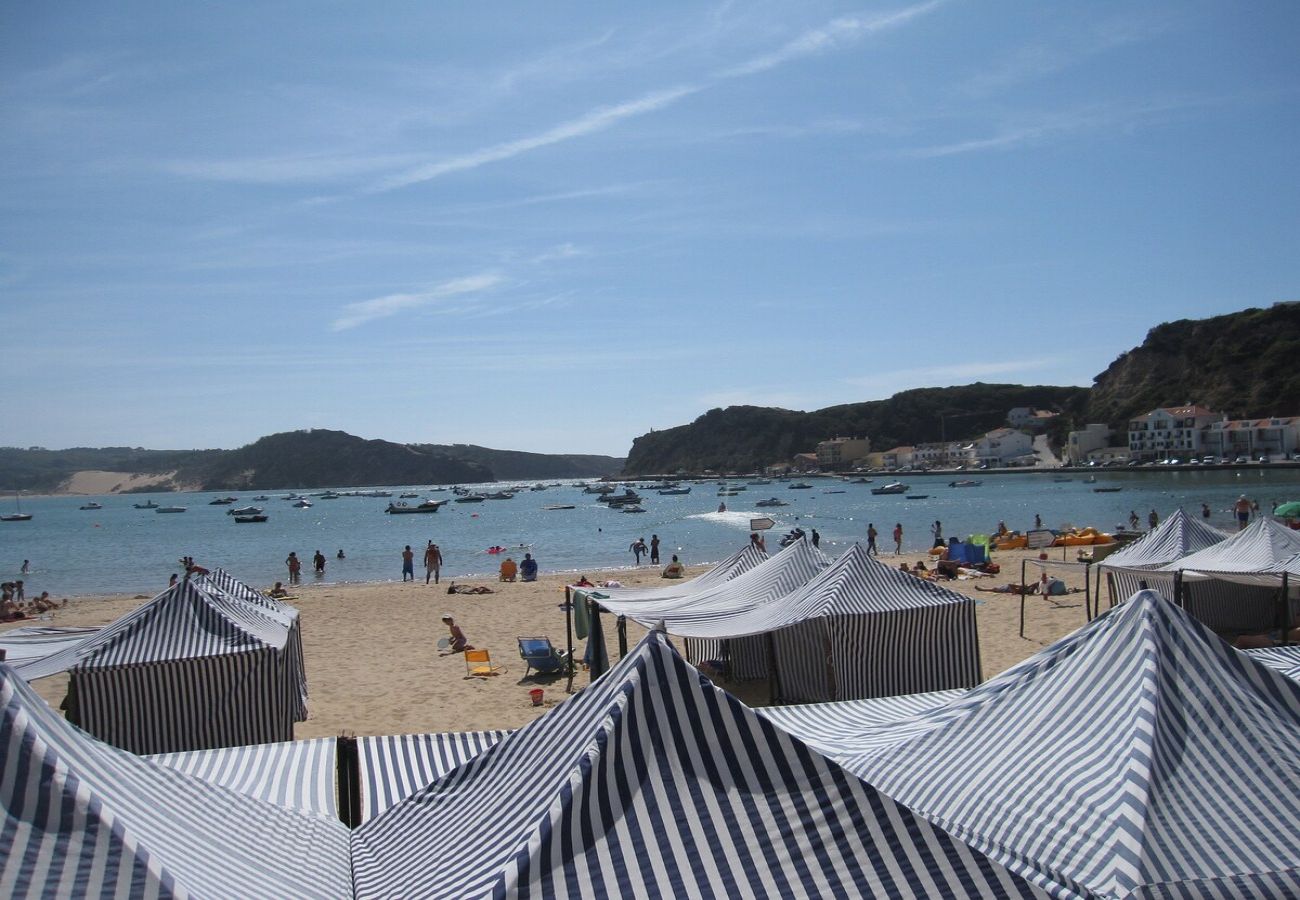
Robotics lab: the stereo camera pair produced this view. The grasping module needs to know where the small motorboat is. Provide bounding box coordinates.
[948,480,982,488]
[906,495,930,500]
[233,514,268,523]
[657,487,692,495]
[399,492,420,499]
[454,494,486,503]
[718,491,739,497]
[79,501,103,510]
[292,499,314,508]
[544,504,576,510]
[871,482,908,495]
[755,498,788,507]
[789,483,813,490]
[485,491,515,500]
[227,506,264,516]
[1092,487,1123,493]
[133,501,159,509]
[823,489,845,494]
[850,477,874,484]
[385,501,444,514]
[252,495,270,501]
[156,506,187,513]
[209,497,237,505]
[747,478,772,485]
[621,504,647,513]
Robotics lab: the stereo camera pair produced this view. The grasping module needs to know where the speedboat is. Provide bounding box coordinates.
[233,514,268,523]
[485,491,515,500]
[621,504,647,513]
[870,482,908,495]
[948,480,982,488]
[454,494,486,503]
[544,504,576,510]
[79,501,103,510]
[657,487,691,495]
[252,495,270,501]
[755,497,788,507]
[292,499,313,508]
[227,506,264,516]
[209,497,237,505]
[788,483,813,490]
[385,501,444,514]
[399,492,420,499]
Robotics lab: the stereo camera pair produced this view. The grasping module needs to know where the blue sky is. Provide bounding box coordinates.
[2,2,1297,456]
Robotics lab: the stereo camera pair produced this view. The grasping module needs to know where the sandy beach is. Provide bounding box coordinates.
[8,546,1101,738]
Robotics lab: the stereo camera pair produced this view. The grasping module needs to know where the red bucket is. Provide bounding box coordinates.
[529,688,544,707]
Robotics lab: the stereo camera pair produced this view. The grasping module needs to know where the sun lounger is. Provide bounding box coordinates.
[518,636,566,678]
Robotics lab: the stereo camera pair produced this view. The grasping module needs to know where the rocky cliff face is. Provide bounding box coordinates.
[1085,303,1300,425]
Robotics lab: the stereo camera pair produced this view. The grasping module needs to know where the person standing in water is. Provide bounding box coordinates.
[401,545,415,582]
[893,523,903,555]
[424,541,443,584]
[285,552,301,585]
[866,524,879,555]
[650,534,661,565]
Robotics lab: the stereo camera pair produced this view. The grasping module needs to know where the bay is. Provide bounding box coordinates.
[4,469,1299,598]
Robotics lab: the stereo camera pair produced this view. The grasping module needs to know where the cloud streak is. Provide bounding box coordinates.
[331,273,505,331]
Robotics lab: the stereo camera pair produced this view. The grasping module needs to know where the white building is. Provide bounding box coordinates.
[1127,405,1220,462]
[973,428,1033,467]
[1202,417,1300,460]
[1007,408,1058,432]
[1067,424,1113,465]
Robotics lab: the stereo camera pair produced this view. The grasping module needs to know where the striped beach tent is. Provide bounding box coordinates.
[150,737,338,819]
[595,537,831,678]
[1099,508,1228,604]
[569,542,767,609]
[17,576,306,754]
[1247,643,1300,680]
[657,543,982,701]
[832,591,1300,898]
[356,730,510,824]
[759,688,964,755]
[0,663,350,898]
[1154,517,1300,632]
[0,625,101,675]
[350,631,1048,899]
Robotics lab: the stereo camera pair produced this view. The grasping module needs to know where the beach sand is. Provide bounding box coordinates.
[8,546,1102,738]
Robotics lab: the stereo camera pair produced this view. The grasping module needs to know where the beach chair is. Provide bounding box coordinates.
[464,648,503,677]
[518,636,565,678]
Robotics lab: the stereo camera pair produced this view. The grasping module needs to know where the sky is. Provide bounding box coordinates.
[2,2,1297,457]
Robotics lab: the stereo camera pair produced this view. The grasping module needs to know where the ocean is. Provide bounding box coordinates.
[4,468,1299,598]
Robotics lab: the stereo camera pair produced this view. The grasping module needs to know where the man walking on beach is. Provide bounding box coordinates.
[424,541,443,584]
[893,523,903,555]
[401,545,415,582]
[867,524,879,555]
[650,535,661,565]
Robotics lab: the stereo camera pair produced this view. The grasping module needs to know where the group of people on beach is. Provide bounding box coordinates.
[2,579,64,620]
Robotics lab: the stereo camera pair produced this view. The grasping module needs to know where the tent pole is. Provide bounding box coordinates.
[767,632,780,705]
[1174,570,1183,608]
[564,587,574,694]
[1280,572,1290,642]
[1019,559,1027,639]
[335,735,361,828]
[1085,562,1092,621]
[617,615,627,657]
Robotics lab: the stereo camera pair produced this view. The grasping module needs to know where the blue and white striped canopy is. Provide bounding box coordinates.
[594,537,831,626]
[831,591,1300,898]
[356,730,509,824]
[0,625,101,676]
[759,689,964,754]
[150,737,338,819]
[350,631,1048,899]
[1100,507,1227,570]
[16,576,307,754]
[571,542,767,609]
[1159,516,1300,578]
[0,664,350,899]
[1247,644,1300,680]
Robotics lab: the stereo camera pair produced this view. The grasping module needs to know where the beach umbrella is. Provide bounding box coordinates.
[1273,501,1300,517]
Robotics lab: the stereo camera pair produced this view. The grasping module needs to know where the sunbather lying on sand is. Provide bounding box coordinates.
[446,582,495,595]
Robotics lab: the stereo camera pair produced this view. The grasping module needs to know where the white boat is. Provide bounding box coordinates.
[227,506,264,516]
[79,501,103,510]
[870,482,908,495]
[384,501,444,514]
[755,497,788,507]
[621,504,647,513]
[293,499,313,508]
[156,506,187,514]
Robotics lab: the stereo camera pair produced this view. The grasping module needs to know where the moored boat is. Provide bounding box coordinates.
[133,500,159,509]
[156,506,187,513]
[79,501,103,510]
[233,514,268,523]
[227,506,265,516]
[385,501,444,514]
[755,497,788,507]
[871,482,908,495]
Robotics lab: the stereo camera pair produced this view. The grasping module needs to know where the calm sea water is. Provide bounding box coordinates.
[4,469,1299,598]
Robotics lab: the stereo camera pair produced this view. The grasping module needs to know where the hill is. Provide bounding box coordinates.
[0,431,624,493]
[623,384,1088,475]
[1085,302,1300,425]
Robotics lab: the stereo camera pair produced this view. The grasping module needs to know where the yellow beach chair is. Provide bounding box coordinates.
[464,648,503,677]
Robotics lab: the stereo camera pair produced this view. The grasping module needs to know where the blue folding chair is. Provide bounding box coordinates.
[518,636,566,678]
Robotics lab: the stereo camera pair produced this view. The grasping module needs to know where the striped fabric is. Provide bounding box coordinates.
[150,737,337,819]
[669,544,981,701]
[18,577,305,754]
[357,730,510,824]
[759,689,964,755]
[1247,644,1300,680]
[1100,507,1227,570]
[832,591,1300,898]
[579,541,771,615]
[0,664,350,899]
[350,632,1047,899]
[1160,517,1300,576]
[0,625,100,674]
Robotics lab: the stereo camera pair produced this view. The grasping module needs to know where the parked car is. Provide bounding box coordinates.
[1235,455,1250,464]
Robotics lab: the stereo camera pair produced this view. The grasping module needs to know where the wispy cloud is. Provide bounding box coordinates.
[368,86,700,193]
[718,1,944,78]
[331,273,505,331]
[163,152,424,185]
[366,3,942,194]
[530,243,587,264]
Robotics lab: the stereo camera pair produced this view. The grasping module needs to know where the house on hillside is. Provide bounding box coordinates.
[1127,404,1220,462]
[1007,407,1058,432]
[815,436,870,471]
[973,428,1034,467]
[791,452,820,473]
[1202,417,1300,461]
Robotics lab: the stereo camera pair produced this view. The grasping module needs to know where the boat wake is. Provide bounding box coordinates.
[687,510,766,529]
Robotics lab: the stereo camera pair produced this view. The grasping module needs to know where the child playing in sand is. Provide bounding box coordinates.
[441,615,471,652]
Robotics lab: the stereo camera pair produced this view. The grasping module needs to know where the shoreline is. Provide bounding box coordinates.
[7,547,1100,737]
